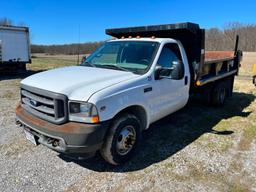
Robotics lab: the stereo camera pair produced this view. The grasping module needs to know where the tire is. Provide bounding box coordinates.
[100,113,141,165]
[211,82,227,106]
[18,64,27,74]
[13,63,27,74]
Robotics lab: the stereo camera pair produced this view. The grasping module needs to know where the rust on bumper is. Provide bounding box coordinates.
[16,104,95,134]
[15,104,110,154]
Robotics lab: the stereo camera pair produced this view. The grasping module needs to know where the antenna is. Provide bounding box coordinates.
[77,25,80,65]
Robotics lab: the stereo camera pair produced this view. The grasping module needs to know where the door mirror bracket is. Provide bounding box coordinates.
[155,66,174,80]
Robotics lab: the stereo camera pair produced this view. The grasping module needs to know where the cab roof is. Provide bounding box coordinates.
[108,37,177,44]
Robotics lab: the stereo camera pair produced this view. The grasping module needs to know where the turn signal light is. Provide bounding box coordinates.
[91,116,99,123]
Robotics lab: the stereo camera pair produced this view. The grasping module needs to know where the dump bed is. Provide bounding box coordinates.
[106,22,242,87]
[196,50,241,86]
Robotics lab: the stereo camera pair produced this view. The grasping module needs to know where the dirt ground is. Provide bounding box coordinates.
[0,53,255,192]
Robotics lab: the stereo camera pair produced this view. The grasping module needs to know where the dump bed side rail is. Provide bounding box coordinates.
[195,50,242,86]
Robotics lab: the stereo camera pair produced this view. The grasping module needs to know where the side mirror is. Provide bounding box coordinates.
[155,66,174,80]
[81,56,87,63]
[171,60,184,80]
[172,60,182,66]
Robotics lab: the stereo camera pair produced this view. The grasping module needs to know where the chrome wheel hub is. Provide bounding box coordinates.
[116,125,136,155]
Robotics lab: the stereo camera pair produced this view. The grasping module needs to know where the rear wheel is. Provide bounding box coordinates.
[100,113,141,165]
[211,82,227,106]
[18,63,27,74]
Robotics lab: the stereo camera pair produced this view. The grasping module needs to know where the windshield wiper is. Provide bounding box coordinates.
[100,64,130,72]
[83,61,96,68]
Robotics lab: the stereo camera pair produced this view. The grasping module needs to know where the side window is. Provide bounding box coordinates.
[157,43,184,79]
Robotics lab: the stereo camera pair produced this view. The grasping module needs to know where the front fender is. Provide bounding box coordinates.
[88,79,152,128]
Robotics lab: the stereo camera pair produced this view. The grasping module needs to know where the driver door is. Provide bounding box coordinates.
[149,43,190,122]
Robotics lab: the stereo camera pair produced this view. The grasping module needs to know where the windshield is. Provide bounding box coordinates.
[81,41,159,74]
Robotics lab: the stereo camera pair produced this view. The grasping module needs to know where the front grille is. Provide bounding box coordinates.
[20,85,68,124]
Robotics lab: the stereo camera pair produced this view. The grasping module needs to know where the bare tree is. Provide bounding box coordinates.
[0,18,13,26]
[206,22,256,52]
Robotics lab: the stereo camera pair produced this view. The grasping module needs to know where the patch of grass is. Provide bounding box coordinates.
[205,141,232,153]
[0,137,33,157]
[227,155,255,192]
[244,124,256,138]
[239,52,256,77]
[226,181,250,192]
[28,57,76,71]
[186,163,251,192]
[238,124,256,151]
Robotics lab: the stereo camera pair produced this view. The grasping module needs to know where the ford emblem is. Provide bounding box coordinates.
[29,99,38,107]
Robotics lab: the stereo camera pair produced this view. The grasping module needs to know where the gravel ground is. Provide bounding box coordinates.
[0,73,255,192]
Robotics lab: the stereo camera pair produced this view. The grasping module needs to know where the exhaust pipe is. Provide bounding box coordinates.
[47,138,60,147]
[15,119,23,127]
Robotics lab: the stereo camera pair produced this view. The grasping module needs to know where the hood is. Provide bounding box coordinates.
[21,66,138,101]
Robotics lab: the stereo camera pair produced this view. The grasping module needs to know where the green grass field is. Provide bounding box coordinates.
[29,57,77,71]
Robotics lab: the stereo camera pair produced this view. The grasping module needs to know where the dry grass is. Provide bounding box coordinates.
[28,57,76,71]
[239,52,256,76]
[29,53,88,71]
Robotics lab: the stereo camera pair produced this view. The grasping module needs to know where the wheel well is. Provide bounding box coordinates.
[199,76,234,94]
[114,105,148,131]
[212,76,234,97]
[195,75,235,105]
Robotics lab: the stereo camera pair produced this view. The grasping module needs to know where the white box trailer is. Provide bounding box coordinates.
[0,25,31,72]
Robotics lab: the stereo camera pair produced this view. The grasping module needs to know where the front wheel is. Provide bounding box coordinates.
[100,113,141,165]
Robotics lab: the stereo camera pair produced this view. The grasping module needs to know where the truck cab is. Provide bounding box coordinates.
[84,37,190,125]
[16,23,241,165]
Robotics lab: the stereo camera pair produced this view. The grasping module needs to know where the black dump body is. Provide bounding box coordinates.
[106,22,242,88]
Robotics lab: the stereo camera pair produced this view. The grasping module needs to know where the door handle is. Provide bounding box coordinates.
[144,87,152,93]
[184,76,188,85]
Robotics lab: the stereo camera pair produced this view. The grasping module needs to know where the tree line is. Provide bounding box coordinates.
[32,22,256,54]
[205,22,256,51]
[31,42,104,55]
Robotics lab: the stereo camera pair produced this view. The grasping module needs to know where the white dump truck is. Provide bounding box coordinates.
[16,23,242,165]
[0,25,31,72]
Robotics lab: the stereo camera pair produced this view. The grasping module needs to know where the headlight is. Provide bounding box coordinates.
[69,102,99,123]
